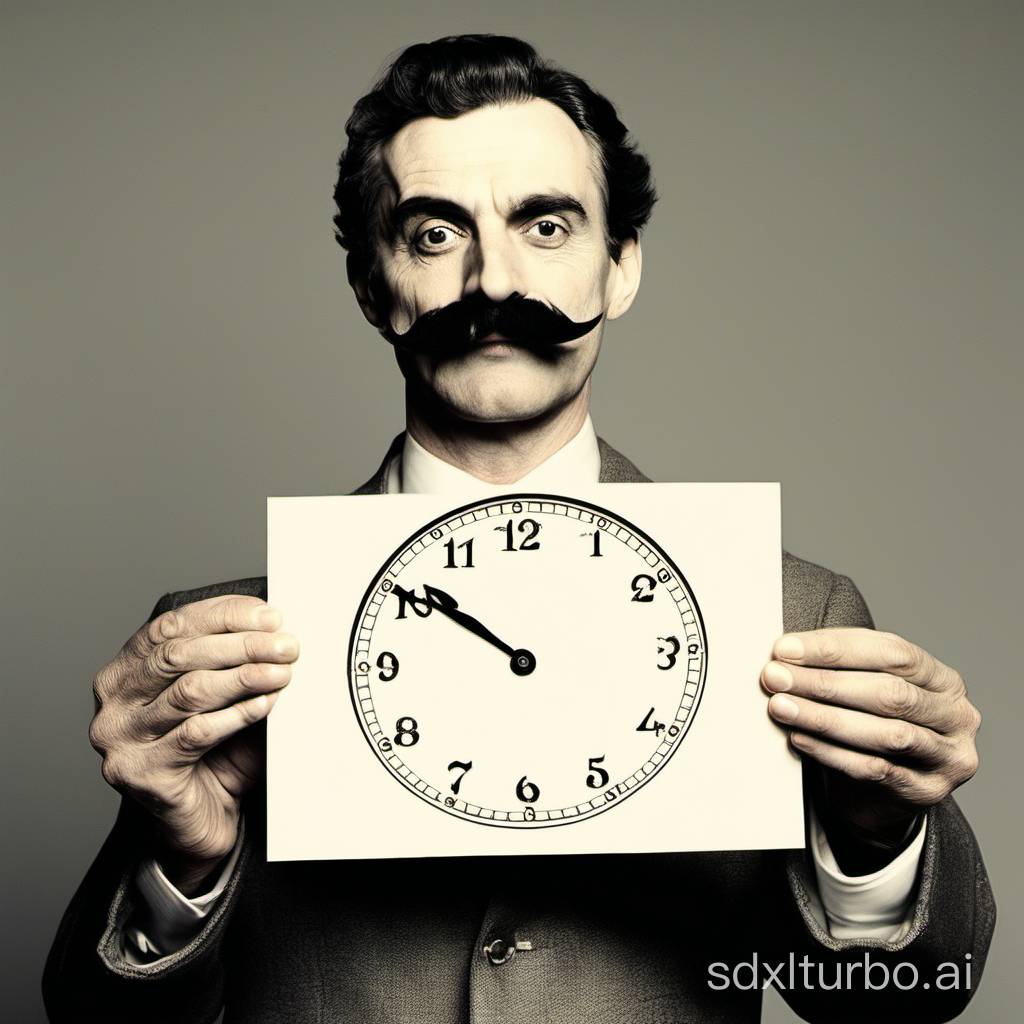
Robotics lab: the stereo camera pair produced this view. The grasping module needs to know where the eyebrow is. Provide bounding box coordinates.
[390,197,471,232]
[389,191,590,233]
[508,192,589,223]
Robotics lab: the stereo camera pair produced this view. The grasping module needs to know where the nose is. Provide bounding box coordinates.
[465,225,524,303]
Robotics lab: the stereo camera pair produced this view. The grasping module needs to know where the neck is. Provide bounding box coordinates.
[405,384,591,485]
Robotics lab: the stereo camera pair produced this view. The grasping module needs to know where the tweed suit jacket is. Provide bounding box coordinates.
[44,438,995,1023]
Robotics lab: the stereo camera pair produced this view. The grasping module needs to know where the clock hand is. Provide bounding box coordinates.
[393,583,536,676]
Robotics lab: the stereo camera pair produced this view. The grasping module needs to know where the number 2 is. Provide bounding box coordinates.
[631,574,656,602]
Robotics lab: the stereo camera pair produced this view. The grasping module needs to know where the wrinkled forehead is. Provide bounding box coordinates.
[377,99,606,226]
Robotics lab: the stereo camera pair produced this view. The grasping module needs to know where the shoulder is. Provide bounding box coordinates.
[588,437,873,633]
[596,437,651,483]
[352,433,404,494]
[782,551,874,632]
[146,442,403,617]
[598,439,872,633]
[150,448,869,635]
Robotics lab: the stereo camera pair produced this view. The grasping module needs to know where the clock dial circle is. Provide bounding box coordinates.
[348,494,707,828]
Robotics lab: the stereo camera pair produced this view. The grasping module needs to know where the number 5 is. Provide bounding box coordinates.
[586,756,609,789]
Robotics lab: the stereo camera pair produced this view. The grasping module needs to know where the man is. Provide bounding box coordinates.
[44,35,993,1023]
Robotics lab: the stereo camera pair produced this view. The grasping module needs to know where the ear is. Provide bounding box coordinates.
[605,237,642,321]
[347,252,387,328]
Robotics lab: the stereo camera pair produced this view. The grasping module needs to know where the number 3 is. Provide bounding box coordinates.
[657,635,680,670]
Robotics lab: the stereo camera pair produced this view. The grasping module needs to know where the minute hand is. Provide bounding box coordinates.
[395,583,536,676]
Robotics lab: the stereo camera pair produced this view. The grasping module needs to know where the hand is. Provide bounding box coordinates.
[761,628,980,867]
[395,583,536,675]
[89,595,298,893]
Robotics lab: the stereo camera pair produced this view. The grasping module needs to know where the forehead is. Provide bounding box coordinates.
[380,98,604,213]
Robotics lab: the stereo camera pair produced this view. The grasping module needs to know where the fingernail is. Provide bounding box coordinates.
[775,634,805,661]
[770,694,799,721]
[258,607,281,630]
[274,634,297,657]
[264,663,290,684]
[762,662,793,691]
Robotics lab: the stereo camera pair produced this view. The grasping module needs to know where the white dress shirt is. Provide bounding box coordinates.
[124,416,923,962]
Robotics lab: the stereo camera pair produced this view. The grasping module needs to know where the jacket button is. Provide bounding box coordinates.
[483,938,515,965]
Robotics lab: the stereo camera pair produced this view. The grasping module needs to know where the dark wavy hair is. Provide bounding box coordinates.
[334,34,656,265]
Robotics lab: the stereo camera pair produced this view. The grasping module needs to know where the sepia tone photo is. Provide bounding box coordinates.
[3,3,1019,1021]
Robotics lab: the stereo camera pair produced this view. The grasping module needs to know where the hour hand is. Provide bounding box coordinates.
[394,583,535,675]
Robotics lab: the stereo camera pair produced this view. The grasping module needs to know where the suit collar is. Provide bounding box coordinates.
[353,432,649,495]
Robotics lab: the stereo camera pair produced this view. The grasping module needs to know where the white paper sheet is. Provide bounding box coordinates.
[267,483,801,860]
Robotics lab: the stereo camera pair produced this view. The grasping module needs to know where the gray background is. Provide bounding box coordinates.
[2,2,1020,1021]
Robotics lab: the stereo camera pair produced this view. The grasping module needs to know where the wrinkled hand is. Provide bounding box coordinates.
[761,628,980,865]
[89,595,298,893]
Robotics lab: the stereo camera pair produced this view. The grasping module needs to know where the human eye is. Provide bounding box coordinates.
[524,219,569,248]
[413,221,465,256]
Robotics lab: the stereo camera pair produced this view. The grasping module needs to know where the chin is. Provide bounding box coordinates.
[399,342,596,426]
[439,383,567,424]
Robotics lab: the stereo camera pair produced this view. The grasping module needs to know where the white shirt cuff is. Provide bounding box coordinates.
[809,809,926,942]
[122,839,242,966]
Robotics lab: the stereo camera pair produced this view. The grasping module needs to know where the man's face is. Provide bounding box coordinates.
[355,99,640,425]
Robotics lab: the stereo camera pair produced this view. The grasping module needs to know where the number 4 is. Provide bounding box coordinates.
[636,708,665,736]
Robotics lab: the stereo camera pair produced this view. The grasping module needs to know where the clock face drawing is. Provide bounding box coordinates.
[347,494,707,828]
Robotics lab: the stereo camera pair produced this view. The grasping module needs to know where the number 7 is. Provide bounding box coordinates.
[446,760,473,794]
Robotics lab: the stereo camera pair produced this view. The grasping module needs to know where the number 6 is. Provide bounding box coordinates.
[516,776,540,803]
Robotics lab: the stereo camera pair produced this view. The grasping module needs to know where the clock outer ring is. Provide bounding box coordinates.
[347,492,708,828]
